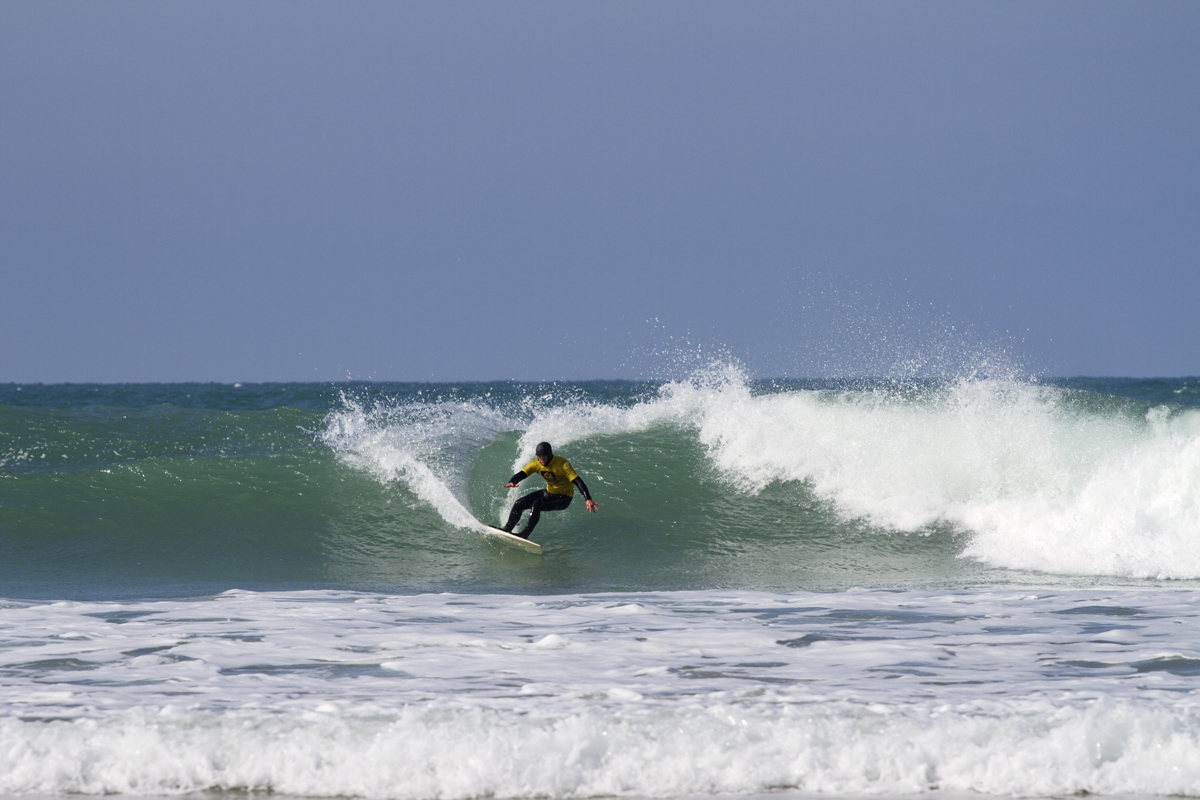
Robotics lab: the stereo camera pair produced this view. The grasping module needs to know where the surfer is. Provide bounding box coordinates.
[502,441,599,538]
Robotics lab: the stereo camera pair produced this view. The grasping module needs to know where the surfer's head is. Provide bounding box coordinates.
[535,441,553,465]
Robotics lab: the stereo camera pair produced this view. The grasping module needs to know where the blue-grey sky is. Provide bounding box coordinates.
[2,1,1197,382]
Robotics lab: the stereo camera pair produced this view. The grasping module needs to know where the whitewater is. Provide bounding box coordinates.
[1,371,1199,799]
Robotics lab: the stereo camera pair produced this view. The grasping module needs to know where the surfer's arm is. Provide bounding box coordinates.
[571,476,592,501]
[504,470,528,488]
[572,477,599,512]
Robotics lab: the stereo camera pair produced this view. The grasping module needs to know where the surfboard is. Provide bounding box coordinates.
[481,525,544,555]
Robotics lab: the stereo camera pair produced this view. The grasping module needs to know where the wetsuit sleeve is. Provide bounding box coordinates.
[510,459,541,485]
[571,476,592,502]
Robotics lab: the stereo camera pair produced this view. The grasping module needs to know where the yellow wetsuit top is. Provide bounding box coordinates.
[519,455,580,497]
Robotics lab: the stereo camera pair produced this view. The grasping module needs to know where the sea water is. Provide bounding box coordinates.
[1,371,1199,798]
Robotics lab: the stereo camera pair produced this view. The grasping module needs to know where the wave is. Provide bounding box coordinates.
[323,368,1200,582]
[675,372,1200,579]
[3,373,1198,591]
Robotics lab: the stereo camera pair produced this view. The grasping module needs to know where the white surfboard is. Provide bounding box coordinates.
[482,525,544,555]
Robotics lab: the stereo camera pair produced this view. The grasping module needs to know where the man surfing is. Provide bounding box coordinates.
[501,441,599,539]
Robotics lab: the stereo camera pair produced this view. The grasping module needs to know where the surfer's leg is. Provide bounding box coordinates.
[517,492,572,538]
[504,490,542,533]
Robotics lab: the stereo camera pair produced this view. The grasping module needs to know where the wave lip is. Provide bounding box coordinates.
[319,389,522,531]
[669,374,1200,580]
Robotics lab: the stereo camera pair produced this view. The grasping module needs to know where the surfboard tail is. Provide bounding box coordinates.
[482,525,544,555]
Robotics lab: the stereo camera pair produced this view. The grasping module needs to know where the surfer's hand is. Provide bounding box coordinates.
[504,482,518,488]
[586,499,599,513]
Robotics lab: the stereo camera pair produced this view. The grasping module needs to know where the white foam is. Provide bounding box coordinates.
[665,372,1200,579]
[507,369,746,469]
[961,407,1200,578]
[1,589,1199,798]
[321,392,518,530]
[5,697,1200,798]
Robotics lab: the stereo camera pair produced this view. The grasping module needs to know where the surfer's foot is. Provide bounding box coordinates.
[515,530,532,539]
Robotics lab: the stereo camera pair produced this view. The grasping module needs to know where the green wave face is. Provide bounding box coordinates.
[2,376,1198,598]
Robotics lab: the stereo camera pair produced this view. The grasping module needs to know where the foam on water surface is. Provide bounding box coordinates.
[2,589,1199,799]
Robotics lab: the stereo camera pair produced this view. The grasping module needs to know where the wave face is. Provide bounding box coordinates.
[2,374,1199,597]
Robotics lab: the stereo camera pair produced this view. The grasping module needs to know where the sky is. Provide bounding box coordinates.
[2,1,1197,383]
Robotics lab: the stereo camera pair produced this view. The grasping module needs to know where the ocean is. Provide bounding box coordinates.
[2,369,1199,799]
